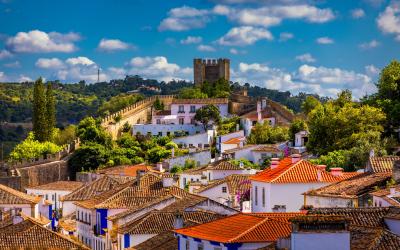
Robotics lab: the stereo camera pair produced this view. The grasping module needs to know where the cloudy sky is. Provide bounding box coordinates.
[0,0,399,98]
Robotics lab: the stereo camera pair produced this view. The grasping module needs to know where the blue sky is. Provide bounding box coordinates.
[0,0,399,98]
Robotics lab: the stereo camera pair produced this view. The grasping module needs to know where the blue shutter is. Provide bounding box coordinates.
[124,234,130,248]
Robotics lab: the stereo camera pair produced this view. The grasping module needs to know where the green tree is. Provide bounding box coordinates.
[194,104,221,130]
[218,116,240,135]
[178,88,208,99]
[45,82,56,141]
[54,125,76,146]
[247,123,289,144]
[364,60,400,140]
[301,96,321,115]
[146,146,171,163]
[68,142,109,173]
[9,132,62,161]
[76,117,112,148]
[153,97,165,110]
[32,78,47,142]
[289,119,308,142]
[307,92,386,156]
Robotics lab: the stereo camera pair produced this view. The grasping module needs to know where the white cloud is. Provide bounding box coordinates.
[0,49,13,60]
[3,61,20,68]
[18,75,33,82]
[231,62,375,98]
[6,30,80,53]
[197,44,216,52]
[213,4,335,27]
[66,56,95,66]
[180,36,203,44]
[216,26,273,46]
[35,58,65,69]
[359,40,380,49]
[108,67,126,78]
[98,38,133,51]
[365,64,380,77]
[159,6,211,31]
[0,72,6,81]
[316,36,334,44]
[279,32,294,41]
[128,56,191,82]
[295,53,316,63]
[377,1,400,41]
[351,8,365,19]
[229,48,246,54]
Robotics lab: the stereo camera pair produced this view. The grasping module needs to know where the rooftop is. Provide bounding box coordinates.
[128,230,179,250]
[368,156,400,173]
[0,184,40,205]
[95,163,153,177]
[304,172,392,199]
[171,98,228,105]
[223,144,259,154]
[251,145,283,153]
[174,213,302,243]
[222,137,245,145]
[351,225,400,250]
[249,157,359,184]
[240,109,273,121]
[0,219,88,249]
[194,174,251,196]
[205,160,243,171]
[26,181,84,192]
[61,175,125,202]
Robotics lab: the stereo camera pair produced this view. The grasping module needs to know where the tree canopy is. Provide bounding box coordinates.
[194,104,221,130]
[247,123,289,144]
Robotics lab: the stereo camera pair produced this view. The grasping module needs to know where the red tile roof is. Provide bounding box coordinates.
[96,164,153,177]
[26,181,84,191]
[249,157,358,183]
[174,213,302,243]
[222,137,244,145]
[0,184,40,205]
[172,98,228,105]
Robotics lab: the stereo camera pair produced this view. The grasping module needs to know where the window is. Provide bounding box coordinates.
[185,240,190,250]
[190,105,196,113]
[77,211,79,220]
[255,186,258,206]
[179,117,184,125]
[156,119,161,124]
[179,105,185,113]
[190,118,195,124]
[89,214,91,224]
[222,187,227,193]
[85,213,87,222]
[262,187,265,207]
[198,243,204,250]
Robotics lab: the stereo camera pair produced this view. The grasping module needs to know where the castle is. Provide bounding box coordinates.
[193,58,230,86]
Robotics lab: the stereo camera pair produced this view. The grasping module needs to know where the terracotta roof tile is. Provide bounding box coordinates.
[223,144,258,154]
[26,181,84,191]
[129,231,178,250]
[351,225,400,250]
[61,175,124,202]
[59,213,77,232]
[251,145,282,153]
[250,157,357,183]
[194,174,251,196]
[222,137,244,145]
[96,163,153,177]
[370,185,400,197]
[172,98,228,104]
[206,161,243,171]
[368,156,400,173]
[119,210,224,234]
[0,184,40,205]
[304,172,391,199]
[154,110,172,116]
[0,219,88,249]
[174,213,301,243]
[308,207,390,227]
[240,109,273,121]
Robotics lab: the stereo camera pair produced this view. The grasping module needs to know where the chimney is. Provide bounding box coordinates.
[270,160,279,169]
[317,169,322,182]
[316,165,326,171]
[257,101,262,122]
[173,211,184,229]
[136,169,145,186]
[393,160,400,183]
[162,174,174,187]
[330,168,343,177]
[291,154,301,164]
[156,162,164,172]
[369,149,375,158]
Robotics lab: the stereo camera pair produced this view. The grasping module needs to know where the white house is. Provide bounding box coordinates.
[216,130,245,153]
[249,155,359,212]
[174,212,301,250]
[222,143,286,164]
[26,181,83,218]
[293,130,309,153]
[0,184,41,219]
[152,98,229,125]
[240,99,276,136]
[370,184,400,208]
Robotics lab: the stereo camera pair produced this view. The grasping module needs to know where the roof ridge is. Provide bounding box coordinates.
[0,184,40,204]
[270,159,301,183]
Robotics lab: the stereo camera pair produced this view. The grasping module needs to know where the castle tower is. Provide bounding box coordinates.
[193,58,230,87]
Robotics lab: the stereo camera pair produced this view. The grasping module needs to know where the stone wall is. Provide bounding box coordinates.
[163,150,211,169]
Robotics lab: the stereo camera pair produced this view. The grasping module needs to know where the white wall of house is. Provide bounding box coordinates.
[251,181,328,212]
[207,169,256,180]
[372,196,393,207]
[132,124,204,137]
[177,235,271,250]
[118,233,157,249]
[61,201,76,217]
[291,232,350,250]
[295,131,308,147]
[217,130,244,153]
[170,103,229,124]
[172,132,212,148]
[0,203,39,218]
[76,206,96,248]
[26,189,72,211]
[221,143,239,154]
[305,195,355,208]
[197,183,230,205]
[164,150,211,170]
[179,173,203,189]
[252,151,284,165]
[230,146,258,161]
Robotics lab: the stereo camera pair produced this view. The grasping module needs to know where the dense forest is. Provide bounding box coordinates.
[0,75,325,160]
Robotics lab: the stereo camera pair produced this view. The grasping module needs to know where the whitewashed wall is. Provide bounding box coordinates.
[132,124,204,137]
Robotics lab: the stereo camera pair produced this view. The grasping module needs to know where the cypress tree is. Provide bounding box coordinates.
[45,82,56,141]
[32,77,47,142]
